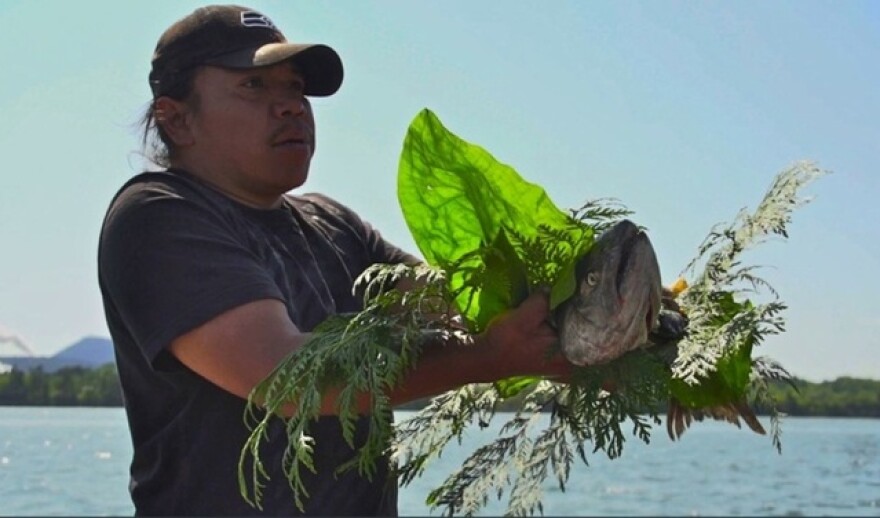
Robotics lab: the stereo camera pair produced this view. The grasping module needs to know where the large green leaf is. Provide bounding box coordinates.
[398,109,591,331]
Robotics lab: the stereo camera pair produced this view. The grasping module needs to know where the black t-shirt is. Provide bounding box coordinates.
[98,170,417,516]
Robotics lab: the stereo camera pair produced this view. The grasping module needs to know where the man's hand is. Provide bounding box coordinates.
[482,290,571,380]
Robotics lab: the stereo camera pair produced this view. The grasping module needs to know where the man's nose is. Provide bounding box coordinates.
[273,91,306,118]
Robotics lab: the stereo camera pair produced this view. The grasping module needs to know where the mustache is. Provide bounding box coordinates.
[268,122,314,145]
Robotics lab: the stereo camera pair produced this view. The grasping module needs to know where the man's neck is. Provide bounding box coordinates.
[169,160,283,209]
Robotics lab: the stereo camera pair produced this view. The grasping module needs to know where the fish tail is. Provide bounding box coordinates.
[735,400,766,435]
[668,399,765,439]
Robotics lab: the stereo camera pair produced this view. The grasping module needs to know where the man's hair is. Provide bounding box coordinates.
[139,68,199,168]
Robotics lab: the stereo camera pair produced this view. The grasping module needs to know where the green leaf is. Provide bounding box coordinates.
[493,375,540,399]
[669,339,754,408]
[670,291,755,408]
[549,259,577,310]
[709,291,751,326]
[473,228,530,330]
[398,109,588,329]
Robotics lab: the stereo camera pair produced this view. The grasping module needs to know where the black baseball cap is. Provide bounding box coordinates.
[149,5,343,98]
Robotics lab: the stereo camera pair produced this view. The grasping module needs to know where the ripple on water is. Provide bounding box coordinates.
[771,479,800,490]
[858,498,880,509]
[760,503,776,513]
[603,485,630,496]
[815,501,857,511]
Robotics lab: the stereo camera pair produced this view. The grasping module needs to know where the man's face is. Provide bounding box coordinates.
[186,61,317,206]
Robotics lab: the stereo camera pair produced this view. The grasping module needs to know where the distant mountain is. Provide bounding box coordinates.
[53,336,115,363]
[0,336,114,373]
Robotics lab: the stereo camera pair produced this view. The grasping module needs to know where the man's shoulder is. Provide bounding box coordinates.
[101,170,242,244]
[106,170,238,222]
[289,192,351,214]
[287,192,364,225]
[110,170,206,205]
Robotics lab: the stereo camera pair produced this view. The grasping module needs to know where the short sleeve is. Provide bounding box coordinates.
[98,180,284,365]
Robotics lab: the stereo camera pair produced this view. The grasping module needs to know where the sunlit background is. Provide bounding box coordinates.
[0,1,877,381]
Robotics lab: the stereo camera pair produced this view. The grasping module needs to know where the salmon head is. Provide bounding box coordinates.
[555,220,663,366]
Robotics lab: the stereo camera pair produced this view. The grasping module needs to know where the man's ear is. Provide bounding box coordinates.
[154,96,195,148]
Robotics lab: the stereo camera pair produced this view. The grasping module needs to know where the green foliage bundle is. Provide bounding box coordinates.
[238,109,827,515]
[389,161,826,516]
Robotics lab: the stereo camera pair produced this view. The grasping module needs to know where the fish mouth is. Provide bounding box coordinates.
[614,224,642,294]
[558,220,662,366]
[621,231,661,326]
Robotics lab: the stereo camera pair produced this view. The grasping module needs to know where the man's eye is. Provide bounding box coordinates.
[242,77,265,89]
[287,80,305,93]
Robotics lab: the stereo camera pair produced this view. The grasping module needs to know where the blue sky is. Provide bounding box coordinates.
[0,1,877,382]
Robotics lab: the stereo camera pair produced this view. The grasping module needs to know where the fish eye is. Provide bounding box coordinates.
[586,272,599,286]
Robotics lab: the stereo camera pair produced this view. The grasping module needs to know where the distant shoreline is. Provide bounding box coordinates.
[1,365,877,418]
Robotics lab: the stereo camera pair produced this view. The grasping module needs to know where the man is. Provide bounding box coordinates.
[99,5,570,515]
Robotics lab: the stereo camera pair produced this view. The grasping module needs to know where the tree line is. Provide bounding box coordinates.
[0,365,878,417]
[762,376,880,418]
[0,364,123,406]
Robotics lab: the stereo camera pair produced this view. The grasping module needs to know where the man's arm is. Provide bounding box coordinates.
[169,291,570,417]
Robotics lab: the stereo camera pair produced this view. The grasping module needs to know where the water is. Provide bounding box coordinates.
[1,408,878,516]
[0,407,133,516]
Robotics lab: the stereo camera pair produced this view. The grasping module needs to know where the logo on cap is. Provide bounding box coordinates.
[240,11,277,30]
